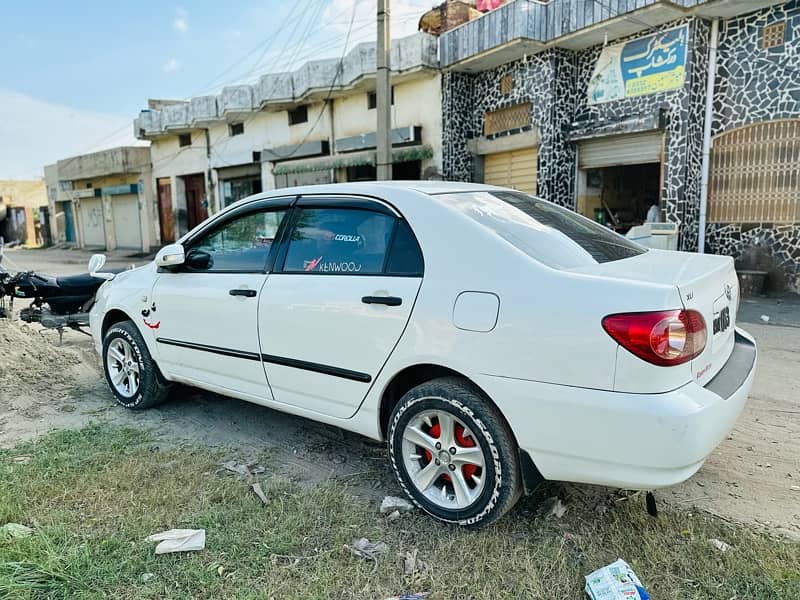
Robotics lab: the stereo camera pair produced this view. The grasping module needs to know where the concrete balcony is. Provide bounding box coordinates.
[162,102,191,130]
[257,72,294,106]
[190,95,219,125]
[136,32,439,135]
[392,31,439,71]
[220,85,255,117]
[57,147,151,181]
[440,0,781,71]
[293,58,343,98]
[136,110,162,138]
[256,33,439,107]
[340,42,377,86]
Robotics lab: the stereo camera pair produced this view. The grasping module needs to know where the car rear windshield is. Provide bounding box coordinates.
[436,190,647,269]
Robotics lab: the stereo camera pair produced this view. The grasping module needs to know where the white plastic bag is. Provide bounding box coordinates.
[145,529,206,555]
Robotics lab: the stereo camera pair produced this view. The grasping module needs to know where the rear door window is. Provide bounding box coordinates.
[436,190,646,269]
[282,208,395,274]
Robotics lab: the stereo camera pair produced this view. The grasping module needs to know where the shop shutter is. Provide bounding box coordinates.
[79,198,106,248]
[483,147,538,195]
[578,132,663,169]
[112,195,142,249]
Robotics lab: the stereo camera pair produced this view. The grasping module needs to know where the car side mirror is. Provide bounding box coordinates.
[156,243,185,268]
[89,253,115,280]
[185,249,213,270]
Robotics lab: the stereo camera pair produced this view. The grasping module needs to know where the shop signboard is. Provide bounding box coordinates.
[588,25,689,105]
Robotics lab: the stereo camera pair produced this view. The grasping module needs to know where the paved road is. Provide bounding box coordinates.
[2,246,150,276]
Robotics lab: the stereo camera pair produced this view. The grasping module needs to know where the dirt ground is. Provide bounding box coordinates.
[1,247,799,539]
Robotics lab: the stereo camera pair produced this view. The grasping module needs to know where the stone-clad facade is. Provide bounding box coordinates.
[442,1,800,292]
[706,1,800,290]
[442,19,710,239]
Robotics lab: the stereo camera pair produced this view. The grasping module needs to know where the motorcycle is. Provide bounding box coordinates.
[0,242,125,342]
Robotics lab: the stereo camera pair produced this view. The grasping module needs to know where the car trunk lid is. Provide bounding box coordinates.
[570,249,738,385]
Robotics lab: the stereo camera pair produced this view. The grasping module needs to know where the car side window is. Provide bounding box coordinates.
[385,219,424,276]
[282,208,394,274]
[188,209,287,272]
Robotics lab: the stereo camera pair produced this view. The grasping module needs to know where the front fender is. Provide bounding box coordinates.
[90,263,160,359]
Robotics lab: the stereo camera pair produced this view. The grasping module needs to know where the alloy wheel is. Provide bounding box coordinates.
[106,338,141,398]
[401,408,487,510]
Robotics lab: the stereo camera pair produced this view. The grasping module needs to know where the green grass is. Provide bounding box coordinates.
[0,425,798,599]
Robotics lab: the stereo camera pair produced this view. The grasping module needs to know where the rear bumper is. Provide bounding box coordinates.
[477,327,757,490]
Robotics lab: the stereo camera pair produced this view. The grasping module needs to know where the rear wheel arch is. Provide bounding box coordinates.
[379,364,508,440]
[379,364,545,497]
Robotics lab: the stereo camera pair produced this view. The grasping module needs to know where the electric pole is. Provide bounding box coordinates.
[376,0,392,180]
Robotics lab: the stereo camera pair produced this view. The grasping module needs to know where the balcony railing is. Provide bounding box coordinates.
[162,103,190,130]
[440,0,771,69]
[136,32,438,139]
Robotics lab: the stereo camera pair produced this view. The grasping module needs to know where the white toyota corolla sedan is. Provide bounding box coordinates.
[90,182,756,527]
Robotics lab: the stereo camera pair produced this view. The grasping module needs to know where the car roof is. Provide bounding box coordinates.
[235,181,504,208]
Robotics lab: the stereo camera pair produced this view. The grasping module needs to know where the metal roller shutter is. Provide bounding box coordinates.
[578,132,663,169]
[112,194,142,249]
[483,147,538,195]
[79,198,105,248]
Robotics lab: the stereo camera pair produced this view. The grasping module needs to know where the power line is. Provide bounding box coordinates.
[55,4,421,177]
[54,1,316,175]
[260,0,360,163]
[208,0,331,161]
[203,0,336,166]
[189,3,317,98]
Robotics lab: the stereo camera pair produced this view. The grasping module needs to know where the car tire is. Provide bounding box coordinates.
[102,320,170,410]
[388,376,521,528]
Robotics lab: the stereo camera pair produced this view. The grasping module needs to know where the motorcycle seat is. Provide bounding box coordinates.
[55,269,125,295]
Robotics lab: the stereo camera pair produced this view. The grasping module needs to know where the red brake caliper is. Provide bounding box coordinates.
[455,424,479,484]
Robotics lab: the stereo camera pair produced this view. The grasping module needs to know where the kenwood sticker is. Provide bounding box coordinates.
[318,261,362,273]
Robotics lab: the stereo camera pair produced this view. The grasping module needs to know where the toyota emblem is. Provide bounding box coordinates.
[725,284,733,302]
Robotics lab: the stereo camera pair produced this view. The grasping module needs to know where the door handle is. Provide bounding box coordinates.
[362,296,402,306]
[229,289,257,298]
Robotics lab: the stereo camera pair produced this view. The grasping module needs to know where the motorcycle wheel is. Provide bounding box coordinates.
[102,320,170,409]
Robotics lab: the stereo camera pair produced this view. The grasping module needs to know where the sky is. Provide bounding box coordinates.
[0,0,430,180]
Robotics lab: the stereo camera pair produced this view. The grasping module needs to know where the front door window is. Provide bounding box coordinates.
[189,209,287,272]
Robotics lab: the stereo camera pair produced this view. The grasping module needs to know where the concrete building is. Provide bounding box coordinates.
[0,179,48,247]
[134,32,441,239]
[54,147,156,253]
[439,0,800,292]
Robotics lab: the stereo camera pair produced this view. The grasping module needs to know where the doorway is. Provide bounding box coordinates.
[577,132,664,234]
[182,174,207,230]
[157,179,175,244]
[61,201,76,243]
[577,164,661,234]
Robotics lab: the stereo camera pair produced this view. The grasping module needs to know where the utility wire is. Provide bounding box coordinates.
[56,1,315,173]
[208,0,330,161]
[54,3,419,175]
[189,1,316,98]
[259,0,360,162]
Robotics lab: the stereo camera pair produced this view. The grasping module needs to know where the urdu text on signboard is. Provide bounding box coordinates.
[588,25,689,105]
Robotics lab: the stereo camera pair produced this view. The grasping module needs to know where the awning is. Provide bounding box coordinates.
[272,144,433,175]
[216,163,261,179]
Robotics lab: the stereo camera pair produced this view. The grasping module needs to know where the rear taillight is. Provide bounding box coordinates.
[602,310,707,366]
